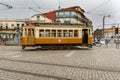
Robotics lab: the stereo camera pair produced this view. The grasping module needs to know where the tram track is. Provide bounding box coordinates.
[0,58,120,73]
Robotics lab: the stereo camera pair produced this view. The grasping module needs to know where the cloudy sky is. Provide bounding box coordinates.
[0,0,120,30]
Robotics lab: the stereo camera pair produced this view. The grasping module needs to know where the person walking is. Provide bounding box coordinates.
[105,39,108,47]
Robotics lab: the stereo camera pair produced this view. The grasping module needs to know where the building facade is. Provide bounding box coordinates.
[56,6,86,25]
[31,11,56,23]
[94,26,120,41]
[31,6,92,26]
[0,19,27,41]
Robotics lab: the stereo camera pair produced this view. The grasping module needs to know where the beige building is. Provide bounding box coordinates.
[0,19,27,41]
[31,11,56,23]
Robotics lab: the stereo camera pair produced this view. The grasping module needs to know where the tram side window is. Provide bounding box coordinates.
[52,30,56,37]
[24,29,27,36]
[46,30,50,37]
[28,29,31,36]
[69,30,73,37]
[63,30,67,37]
[57,30,62,37]
[74,30,78,37]
[39,30,44,37]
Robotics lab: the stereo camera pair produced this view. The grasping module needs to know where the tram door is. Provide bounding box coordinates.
[82,29,88,44]
[27,28,35,45]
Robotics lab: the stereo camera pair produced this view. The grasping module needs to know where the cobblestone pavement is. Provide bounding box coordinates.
[0,44,120,80]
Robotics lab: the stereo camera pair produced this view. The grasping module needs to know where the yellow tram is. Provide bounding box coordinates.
[21,24,93,49]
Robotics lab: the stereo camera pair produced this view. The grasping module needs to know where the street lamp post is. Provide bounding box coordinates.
[103,16,105,38]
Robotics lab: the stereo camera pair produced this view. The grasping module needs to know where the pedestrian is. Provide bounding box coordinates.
[105,39,108,47]
[116,40,119,49]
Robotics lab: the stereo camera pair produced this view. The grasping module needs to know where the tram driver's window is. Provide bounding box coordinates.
[32,29,34,36]
[28,29,31,36]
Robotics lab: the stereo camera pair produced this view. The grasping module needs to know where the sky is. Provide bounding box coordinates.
[0,0,120,30]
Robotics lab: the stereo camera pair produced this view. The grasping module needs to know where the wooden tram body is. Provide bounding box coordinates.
[21,24,93,49]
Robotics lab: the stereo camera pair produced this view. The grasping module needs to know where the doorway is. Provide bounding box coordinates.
[82,29,88,44]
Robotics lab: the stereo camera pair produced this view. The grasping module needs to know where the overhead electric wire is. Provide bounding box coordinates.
[0,2,13,9]
[29,7,42,13]
[2,0,10,5]
[31,0,40,9]
[88,0,112,13]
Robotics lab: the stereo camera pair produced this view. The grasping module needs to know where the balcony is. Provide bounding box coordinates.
[56,14,75,18]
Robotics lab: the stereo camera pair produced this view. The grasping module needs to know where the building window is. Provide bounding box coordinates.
[17,24,20,27]
[39,30,44,37]
[59,12,64,16]
[17,24,20,30]
[5,23,8,29]
[56,12,59,16]
[64,18,71,24]
[71,11,76,16]
[37,16,40,20]
[11,24,14,27]
[52,30,56,37]
[0,23,3,30]
[22,24,24,26]
[65,11,70,16]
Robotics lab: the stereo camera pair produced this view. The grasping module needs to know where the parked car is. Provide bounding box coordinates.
[100,38,105,45]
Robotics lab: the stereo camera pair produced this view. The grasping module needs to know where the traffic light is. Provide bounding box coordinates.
[115,27,118,34]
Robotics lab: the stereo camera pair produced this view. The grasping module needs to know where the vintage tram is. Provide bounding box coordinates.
[21,24,93,49]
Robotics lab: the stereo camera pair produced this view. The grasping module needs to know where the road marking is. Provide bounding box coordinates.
[65,50,76,57]
[5,52,21,56]
[24,53,65,60]
[12,54,22,58]
[4,51,22,58]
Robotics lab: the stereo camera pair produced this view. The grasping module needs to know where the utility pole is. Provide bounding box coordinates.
[58,0,61,25]
[103,16,105,38]
[58,0,61,10]
[103,15,110,38]
[0,2,13,9]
